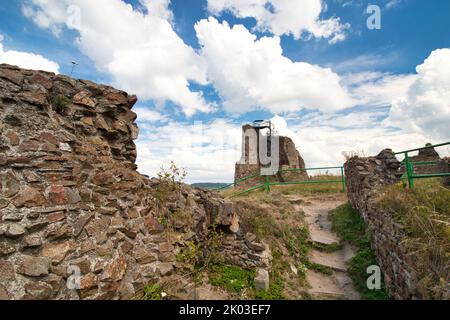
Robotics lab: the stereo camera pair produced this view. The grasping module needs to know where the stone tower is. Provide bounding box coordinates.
[234,123,307,187]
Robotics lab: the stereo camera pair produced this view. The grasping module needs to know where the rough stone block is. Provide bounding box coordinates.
[255,268,269,291]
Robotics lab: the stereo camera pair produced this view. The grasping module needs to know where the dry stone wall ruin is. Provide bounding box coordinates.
[0,64,271,300]
[234,124,307,187]
[400,143,449,175]
[345,149,448,299]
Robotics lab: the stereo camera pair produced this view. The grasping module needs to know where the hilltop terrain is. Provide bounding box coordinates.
[0,64,448,301]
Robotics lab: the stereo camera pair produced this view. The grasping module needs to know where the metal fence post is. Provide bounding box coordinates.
[341,167,346,192]
[265,175,270,193]
[404,152,414,189]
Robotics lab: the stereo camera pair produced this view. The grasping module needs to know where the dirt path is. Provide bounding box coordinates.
[181,193,360,300]
[286,194,361,300]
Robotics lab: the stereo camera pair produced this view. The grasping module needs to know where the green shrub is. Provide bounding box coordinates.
[142,284,163,300]
[201,226,225,269]
[176,241,200,271]
[154,161,187,203]
[52,95,70,114]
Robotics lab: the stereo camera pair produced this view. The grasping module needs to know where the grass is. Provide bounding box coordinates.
[276,175,346,195]
[283,225,310,258]
[304,261,333,276]
[329,203,389,300]
[309,241,343,253]
[52,94,70,114]
[221,175,346,198]
[254,285,285,300]
[207,256,287,300]
[375,179,450,299]
[141,283,164,300]
[330,203,368,246]
[228,202,296,299]
[239,204,283,241]
[208,264,255,293]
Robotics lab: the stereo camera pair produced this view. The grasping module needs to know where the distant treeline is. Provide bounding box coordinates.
[190,183,230,190]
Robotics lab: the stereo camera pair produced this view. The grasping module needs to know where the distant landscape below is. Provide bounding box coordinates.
[190,182,230,190]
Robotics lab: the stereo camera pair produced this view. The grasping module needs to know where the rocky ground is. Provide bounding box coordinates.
[294,195,360,300]
[228,190,361,300]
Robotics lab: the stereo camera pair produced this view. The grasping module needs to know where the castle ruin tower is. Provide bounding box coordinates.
[234,120,308,187]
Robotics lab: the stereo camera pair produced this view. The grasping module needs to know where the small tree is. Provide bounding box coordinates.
[154,161,187,203]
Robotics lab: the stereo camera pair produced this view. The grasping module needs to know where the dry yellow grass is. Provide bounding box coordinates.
[376,178,450,299]
[219,175,345,198]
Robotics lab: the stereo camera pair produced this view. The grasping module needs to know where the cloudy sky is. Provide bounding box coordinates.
[1,0,449,183]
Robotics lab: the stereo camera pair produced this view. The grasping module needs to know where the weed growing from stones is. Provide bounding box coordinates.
[303,261,333,276]
[309,240,343,253]
[176,241,200,272]
[154,161,187,203]
[142,283,164,300]
[52,95,70,115]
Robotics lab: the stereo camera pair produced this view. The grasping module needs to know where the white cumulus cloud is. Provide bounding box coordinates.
[207,0,350,43]
[195,17,354,114]
[0,37,59,73]
[134,107,168,123]
[385,48,450,140]
[347,72,417,108]
[19,1,450,183]
[22,0,212,117]
[135,113,449,183]
[136,119,242,183]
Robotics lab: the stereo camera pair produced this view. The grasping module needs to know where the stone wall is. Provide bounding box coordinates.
[0,64,270,300]
[345,149,447,299]
[277,136,308,182]
[221,232,271,270]
[399,143,448,175]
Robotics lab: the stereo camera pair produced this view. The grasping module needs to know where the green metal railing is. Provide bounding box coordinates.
[217,141,449,197]
[217,166,346,198]
[394,141,450,189]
